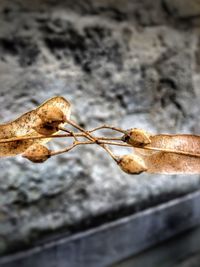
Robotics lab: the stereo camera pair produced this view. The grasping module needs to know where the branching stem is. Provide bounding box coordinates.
[1,121,200,159]
[58,126,78,141]
[0,133,123,144]
[50,141,93,156]
[65,119,120,161]
[89,124,126,134]
[66,119,95,142]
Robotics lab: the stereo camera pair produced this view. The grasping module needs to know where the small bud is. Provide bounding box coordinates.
[118,154,147,174]
[23,144,51,163]
[33,107,66,135]
[122,128,151,147]
[38,106,65,124]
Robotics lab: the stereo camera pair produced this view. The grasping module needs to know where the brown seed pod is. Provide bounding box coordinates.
[33,106,66,135]
[0,96,71,157]
[135,134,200,174]
[38,106,65,124]
[22,144,51,163]
[118,154,147,174]
[122,128,151,147]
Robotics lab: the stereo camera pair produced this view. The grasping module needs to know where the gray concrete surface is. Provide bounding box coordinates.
[113,227,200,267]
[1,191,200,267]
[0,0,200,255]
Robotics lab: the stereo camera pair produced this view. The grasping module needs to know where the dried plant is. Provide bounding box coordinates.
[1,96,200,175]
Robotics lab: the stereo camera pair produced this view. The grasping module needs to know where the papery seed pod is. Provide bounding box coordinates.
[22,144,51,163]
[34,107,66,135]
[135,134,200,174]
[0,96,71,157]
[118,154,147,174]
[38,106,65,124]
[122,128,151,147]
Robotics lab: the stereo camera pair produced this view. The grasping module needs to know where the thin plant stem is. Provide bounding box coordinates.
[100,144,119,162]
[2,119,200,159]
[50,143,77,156]
[99,140,132,147]
[66,119,94,142]
[0,134,72,143]
[0,134,124,144]
[59,126,78,141]
[89,124,126,134]
[60,125,123,141]
[95,137,123,141]
[50,141,93,156]
[66,119,119,160]
[58,127,72,135]
[50,140,119,162]
[143,146,200,158]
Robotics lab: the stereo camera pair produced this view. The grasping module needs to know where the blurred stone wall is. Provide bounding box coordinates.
[0,0,200,255]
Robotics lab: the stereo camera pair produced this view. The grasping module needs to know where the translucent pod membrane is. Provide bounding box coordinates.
[134,134,200,174]
[0,96,71,157]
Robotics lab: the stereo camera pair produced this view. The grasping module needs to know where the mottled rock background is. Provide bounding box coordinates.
[0,0,200,255]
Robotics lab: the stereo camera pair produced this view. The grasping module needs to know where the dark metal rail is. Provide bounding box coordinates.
[1,190,200,267]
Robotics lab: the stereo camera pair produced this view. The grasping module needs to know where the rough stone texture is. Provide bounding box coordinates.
[164,0,200,18]
[0,0,200,255]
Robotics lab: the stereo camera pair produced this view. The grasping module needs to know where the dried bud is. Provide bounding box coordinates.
[118,154,147,174]
[38,106,65,124]
[34,107,66,135]
[122,128,151,147]
[23,144,51,163]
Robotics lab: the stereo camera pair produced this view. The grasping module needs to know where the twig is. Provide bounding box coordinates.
[0,134,72,144]
[1,132,200,158]
[95,136,123,141]
[66,119,119,161]
[0,134,124,144]
[50,140,118,162]
[66,119,95,142]
[89,124,126,134]
[50,141,93,156]
[100,144,119,162]
[99,140,132,147]
[60,125,123,141]
[50,143,77,156]
[58,126,78,141]
[143,146,200,158]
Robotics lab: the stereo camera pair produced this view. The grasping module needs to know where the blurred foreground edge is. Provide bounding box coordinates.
[1,190,200,267]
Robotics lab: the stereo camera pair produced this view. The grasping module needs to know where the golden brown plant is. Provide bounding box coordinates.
[0,96,200,175]
[23,144,51,163]
[118,154,147,174]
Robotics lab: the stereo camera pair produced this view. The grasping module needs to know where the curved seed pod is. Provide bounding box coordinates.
[22,144,51,163]
[33,106,66,135]
[118,154,147,174]
[144,152,200,174]
[135,134,200,174]
[0,96,71,157]
[122,128,151,147]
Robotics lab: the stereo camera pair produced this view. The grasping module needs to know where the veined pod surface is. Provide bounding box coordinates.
[0,96,71,156]
[135,134,200,174]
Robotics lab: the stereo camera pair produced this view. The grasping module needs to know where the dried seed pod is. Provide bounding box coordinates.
[135,134,200,174]
[118,154,147,174]
[38,106,65,124]
[33,106,66,135]
[23,144,51,163]
[0,96,71,157]
[122,128,151,147]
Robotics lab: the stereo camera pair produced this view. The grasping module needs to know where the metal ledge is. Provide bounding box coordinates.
[1,190,200,267]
